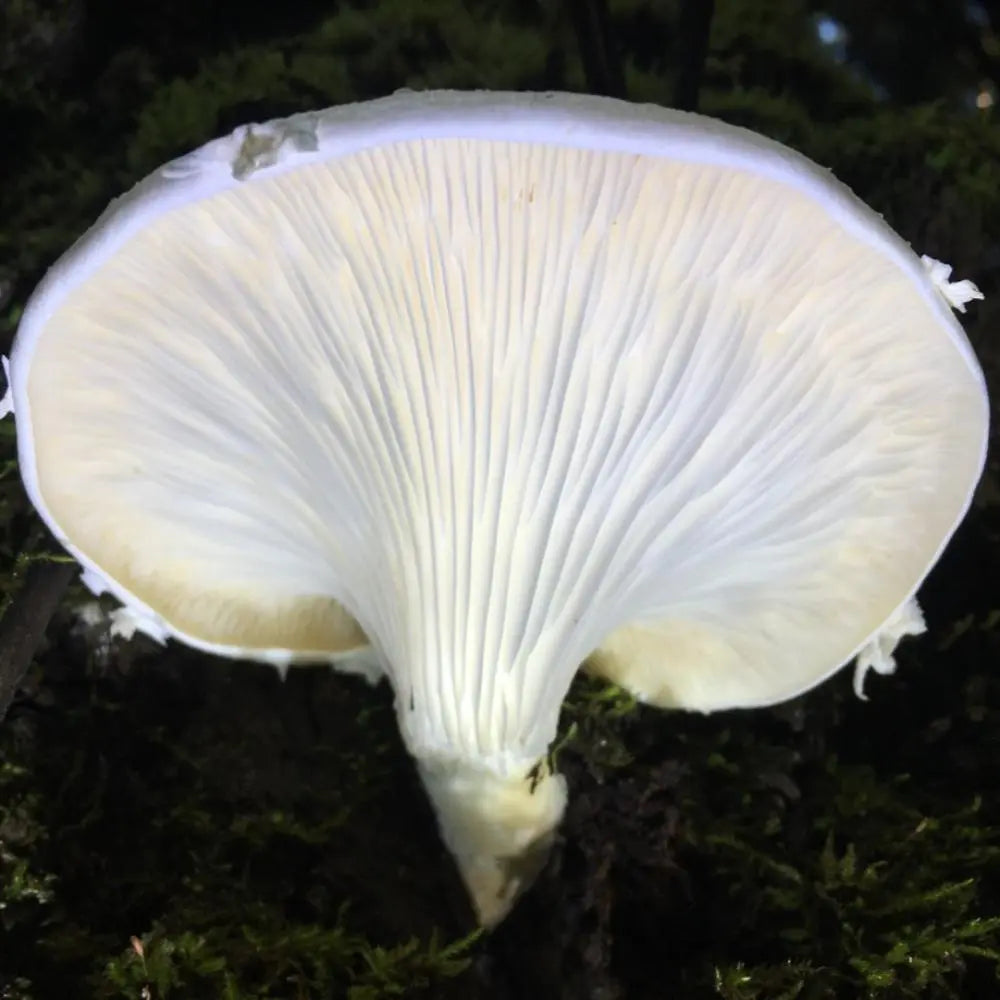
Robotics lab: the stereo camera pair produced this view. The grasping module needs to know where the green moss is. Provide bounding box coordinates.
[0,658,479,999]
[549,619,1000,998]
[96,917,480,999]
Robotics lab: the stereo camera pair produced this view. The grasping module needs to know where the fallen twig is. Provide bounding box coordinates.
[0,559,74,723]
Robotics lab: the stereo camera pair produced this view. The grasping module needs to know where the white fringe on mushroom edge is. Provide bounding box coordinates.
[921,255,984,313]
[0,356,12,418]
[108,605,170,644]
[852,596,927,700]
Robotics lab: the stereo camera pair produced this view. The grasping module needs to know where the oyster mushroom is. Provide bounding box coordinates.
[3,91,988,925]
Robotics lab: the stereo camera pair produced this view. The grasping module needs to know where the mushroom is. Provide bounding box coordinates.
[3,91,988,926]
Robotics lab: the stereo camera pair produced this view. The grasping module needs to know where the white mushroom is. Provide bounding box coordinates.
[3,91,988,926]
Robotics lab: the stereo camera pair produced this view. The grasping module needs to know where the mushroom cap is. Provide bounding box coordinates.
[8,90,988,920]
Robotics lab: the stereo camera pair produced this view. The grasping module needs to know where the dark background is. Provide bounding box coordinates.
[0,2,997,998]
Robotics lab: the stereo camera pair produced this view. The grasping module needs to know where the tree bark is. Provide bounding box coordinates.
[567,0,627,99]
[674,0,716,111]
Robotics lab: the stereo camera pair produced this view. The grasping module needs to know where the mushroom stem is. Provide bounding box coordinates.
[416,755,567,927]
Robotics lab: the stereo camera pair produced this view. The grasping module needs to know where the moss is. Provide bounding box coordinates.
[0,649,480,998]
[96,918,480,999]
[540,642,1000,998]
